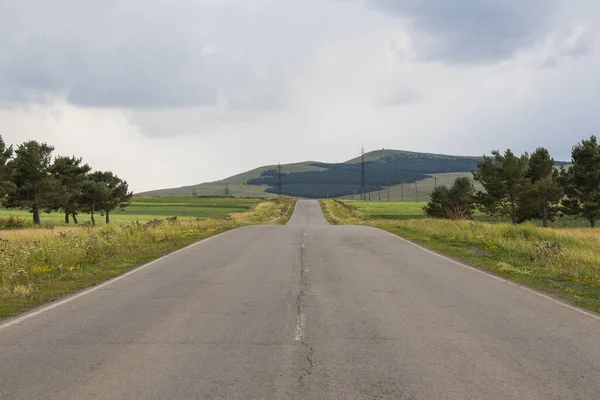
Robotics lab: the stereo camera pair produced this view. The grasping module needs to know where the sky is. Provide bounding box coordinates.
[0,0,598,192]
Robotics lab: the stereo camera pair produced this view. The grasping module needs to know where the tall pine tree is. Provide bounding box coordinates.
[518,147,563,227]
[560,136,600,227]
[51,156,91,224]
[4,141,58,224]
[472,150,530,224]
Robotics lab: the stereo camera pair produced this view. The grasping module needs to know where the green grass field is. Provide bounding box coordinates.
[342,200,590,228]
[0,196,265,227]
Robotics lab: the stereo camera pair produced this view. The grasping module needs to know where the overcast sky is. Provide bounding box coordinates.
[1,0,598,192]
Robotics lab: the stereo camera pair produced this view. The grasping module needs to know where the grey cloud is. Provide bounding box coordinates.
[0,0,292,110]
[370,0,557,63]
[382,87,419,106]
[560,29,595,59]
[540,28,595,69]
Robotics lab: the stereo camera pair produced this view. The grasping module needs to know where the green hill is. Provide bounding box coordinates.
[139,149,483,198]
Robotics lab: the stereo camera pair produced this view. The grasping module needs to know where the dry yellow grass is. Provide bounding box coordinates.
[0,227,80,241]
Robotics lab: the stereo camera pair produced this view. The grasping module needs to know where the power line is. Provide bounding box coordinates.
[387,182,390,202]
[277,163,283,196]
[400,180,404,202]
[414,179,419,203]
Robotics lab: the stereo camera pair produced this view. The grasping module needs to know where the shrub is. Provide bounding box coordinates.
[0,217,26,230]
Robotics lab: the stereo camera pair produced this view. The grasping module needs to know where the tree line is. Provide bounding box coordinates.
[0,136,132,225]
[425,135,600,227]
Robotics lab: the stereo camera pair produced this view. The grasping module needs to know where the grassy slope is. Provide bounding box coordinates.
[320,199,600,313]
[140,161,326,197]
[0,197,297,319]
[140,149,483,197]
[344,149,481,163]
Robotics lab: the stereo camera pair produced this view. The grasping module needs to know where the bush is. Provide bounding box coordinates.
[0,217,26,230]
[424,177,476,220]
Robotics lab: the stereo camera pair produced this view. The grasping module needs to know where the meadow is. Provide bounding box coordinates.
[0,196,266,227]
[320,199,600,313]
[0,197,296,319]
[342,200,589,228]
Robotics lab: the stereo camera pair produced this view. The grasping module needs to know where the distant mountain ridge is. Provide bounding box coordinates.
[139,149,484,198]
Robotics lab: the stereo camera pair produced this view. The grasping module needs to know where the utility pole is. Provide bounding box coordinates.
[360,147,366,201]
[378,184,381,201]
[224,183,230,197]
[400,180,404,202]
[386,182,390,201]
[277,163,283,196]
[354,189,357,201]
[414,180,419,203]
[434,175,438,189]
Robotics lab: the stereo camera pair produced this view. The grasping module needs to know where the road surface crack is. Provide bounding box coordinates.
[295,229,314,391]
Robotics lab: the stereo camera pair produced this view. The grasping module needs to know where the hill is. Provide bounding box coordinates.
[139,149,482,198]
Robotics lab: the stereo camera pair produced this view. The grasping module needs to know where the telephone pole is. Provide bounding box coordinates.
[277,163,283,196]
[414,180,419,203]
[400,180,404,202]
[224,183,230,197]
[378,184,382,201]
[360,147,366,201]
[386,182,390,202]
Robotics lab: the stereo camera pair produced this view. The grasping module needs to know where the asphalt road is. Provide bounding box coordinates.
[1,199,600,399]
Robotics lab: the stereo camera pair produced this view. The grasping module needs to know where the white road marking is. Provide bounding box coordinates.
[286,200,301,225]
[387,231,600,322]
[0,227,250,331]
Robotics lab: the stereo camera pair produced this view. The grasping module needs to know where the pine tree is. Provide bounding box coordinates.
[560,136,600,227]
[518,148,563,227]
[4,141,58,224]
[473,150,529,224]
[51,156,91,224]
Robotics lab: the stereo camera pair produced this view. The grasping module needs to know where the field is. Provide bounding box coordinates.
[0,196,265,227]
[340,200,589,228]
[320,200,600,313]
[0,197,296,319]
[336,172,481,202]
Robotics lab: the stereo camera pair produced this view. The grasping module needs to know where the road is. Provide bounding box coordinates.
[1,199,600,399]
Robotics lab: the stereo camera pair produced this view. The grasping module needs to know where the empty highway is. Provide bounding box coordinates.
[1,200,599,399]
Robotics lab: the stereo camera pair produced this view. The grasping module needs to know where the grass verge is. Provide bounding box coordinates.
[0,197,296,320]
[320,199,600,313]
